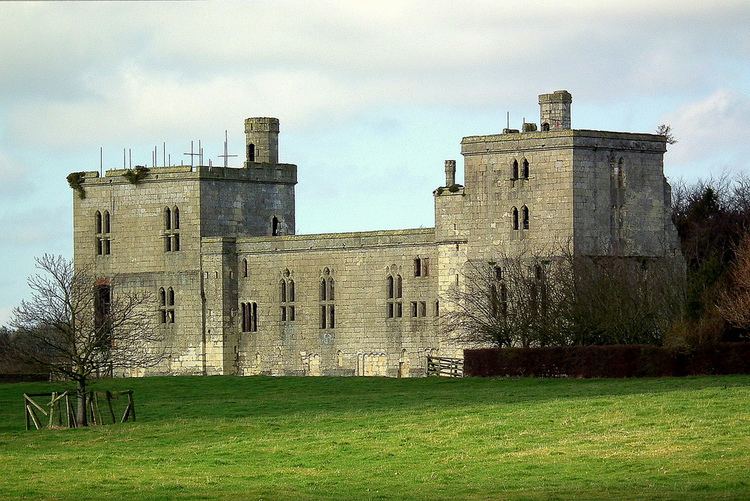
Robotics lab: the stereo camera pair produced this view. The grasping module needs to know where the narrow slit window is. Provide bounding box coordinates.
[522,206,529,230]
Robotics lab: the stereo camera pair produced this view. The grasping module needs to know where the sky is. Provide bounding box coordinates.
[1,0,749,326]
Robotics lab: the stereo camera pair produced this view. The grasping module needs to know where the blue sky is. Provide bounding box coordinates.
[1,1,749,325]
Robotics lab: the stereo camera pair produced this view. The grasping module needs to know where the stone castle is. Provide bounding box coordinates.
[71,90,680,377]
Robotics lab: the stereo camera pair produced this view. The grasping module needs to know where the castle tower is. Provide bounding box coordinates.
[244,117,279,166]
[539,90,572,131]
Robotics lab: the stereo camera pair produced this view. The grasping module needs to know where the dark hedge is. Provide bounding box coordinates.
[464,343,750,378]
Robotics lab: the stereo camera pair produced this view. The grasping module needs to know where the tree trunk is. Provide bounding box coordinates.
[76,379,88,427]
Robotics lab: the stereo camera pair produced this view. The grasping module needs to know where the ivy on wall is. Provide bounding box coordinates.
[123,166,150,185]
[66,172,87,199]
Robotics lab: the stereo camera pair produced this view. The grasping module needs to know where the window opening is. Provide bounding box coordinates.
[165,206,180,252]
[386,274,403,319]
[319,269,335,329]
[522,206,529,230]
[280,275,295,323]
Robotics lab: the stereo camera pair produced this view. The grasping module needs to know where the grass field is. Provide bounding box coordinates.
[0,375,748,500]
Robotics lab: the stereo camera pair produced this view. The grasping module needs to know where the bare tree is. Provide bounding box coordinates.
[656,124,678,144]
[443,253,569,348]
[10,255,166,425]
[443,249,685,348]
[718,233,750,330]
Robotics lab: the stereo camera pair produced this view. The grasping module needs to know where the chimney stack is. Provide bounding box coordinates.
[445,160,456,186]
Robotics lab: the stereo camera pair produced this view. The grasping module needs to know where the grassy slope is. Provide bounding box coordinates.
[0,375,748,500]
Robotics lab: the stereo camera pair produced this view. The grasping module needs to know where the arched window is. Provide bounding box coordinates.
[320,269,335,329]
[159,288,167,324]
[248,143,256,162]
[522,206,529,230]
[160,287,175,323]
[542,122,550,131]
[165,206,180,252]
[386,274,403,319]
[512,159,519,180]
[241,302,258,332]
[280,275,295,323]
[242,258,248,278]
[512,207,519,230]
[272,216,279,236]
[95,210,111,256]
[522,159,529,179]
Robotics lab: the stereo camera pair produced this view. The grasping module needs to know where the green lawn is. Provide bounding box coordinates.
[0,375,748,500]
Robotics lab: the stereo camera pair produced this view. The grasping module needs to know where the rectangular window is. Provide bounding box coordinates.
[320,305,327,329]
[387,302,394,318]
[411,302,417,317]
[419,301,427,317]
[396,302,403,318]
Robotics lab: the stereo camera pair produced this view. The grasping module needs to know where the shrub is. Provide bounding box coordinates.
[123,166,150,185]
[66,172,86,199]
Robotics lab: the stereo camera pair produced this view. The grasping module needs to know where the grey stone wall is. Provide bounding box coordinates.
[70,92,684,378]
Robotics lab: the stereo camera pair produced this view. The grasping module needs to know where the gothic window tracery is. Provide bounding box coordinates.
[165,206,180,252]
[280,269,295,322]
[319,268,335,329]
[95,210,111,256]
[241,302,258,332]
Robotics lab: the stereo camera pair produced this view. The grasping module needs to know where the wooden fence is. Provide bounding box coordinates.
[24,390,135,430]
[426,356,464,377]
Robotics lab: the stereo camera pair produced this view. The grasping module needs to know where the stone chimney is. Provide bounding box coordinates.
[444,160,456,186]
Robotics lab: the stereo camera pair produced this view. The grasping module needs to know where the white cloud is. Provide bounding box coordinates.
[663,90,750,167]
[3,1,750,150]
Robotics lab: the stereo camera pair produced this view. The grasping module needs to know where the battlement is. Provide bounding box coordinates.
[461,129,667,156]
[72,163,297,187]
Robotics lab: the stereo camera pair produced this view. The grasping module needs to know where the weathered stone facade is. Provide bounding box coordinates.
[71,92,681,377]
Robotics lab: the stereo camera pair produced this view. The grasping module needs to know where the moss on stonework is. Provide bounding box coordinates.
[66,172,87,199]
[123,166,150,185]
